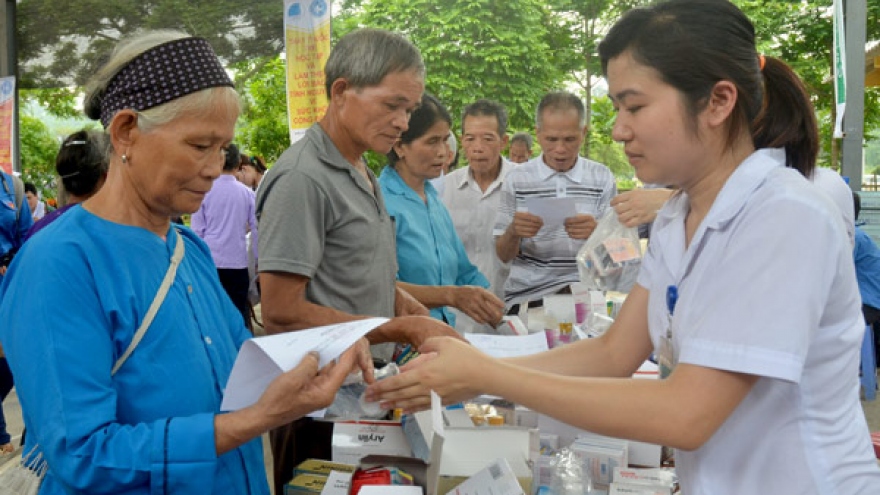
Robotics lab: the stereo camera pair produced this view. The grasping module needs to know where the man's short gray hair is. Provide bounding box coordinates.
[535,91,586,130]
[325,28,426,98]
[462,99,508,137]
[510,132,533,149]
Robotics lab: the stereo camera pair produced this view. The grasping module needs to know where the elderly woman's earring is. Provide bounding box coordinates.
[121,154,128,164]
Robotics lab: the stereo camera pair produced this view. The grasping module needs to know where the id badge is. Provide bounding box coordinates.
[658,332,676,379]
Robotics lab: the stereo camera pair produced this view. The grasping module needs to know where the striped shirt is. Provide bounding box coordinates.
[493,155,616,305]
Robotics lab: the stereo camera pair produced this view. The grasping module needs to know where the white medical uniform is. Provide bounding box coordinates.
[637,148,880,494]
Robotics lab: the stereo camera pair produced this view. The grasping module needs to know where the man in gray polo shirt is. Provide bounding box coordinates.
[255,28,461,493]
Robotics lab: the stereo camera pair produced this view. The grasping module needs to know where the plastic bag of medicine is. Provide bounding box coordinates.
[576,209,642,292]
[326,363,400,420]
[548,448,594,495]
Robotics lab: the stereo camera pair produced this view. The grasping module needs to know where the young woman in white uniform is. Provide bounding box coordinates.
[365,1,880,493]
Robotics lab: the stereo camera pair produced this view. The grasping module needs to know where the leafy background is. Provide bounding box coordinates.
[11,0,880,197]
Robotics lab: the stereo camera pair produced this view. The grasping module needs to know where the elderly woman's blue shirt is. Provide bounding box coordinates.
[0,206,267,495]
[378,166,489,327]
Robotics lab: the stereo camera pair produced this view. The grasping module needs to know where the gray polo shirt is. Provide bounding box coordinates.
[256,124,398,338]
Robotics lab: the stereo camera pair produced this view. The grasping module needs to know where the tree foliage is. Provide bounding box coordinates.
[348,0,568,135]
[18,115,60,198]
[735,0,880,168]
[14,0,880,179]
[232,56,290,163]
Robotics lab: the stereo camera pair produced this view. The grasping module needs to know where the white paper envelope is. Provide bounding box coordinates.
[220,317,388,411]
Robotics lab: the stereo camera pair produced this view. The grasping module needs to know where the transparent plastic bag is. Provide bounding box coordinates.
[326,363,400,420]
[576,209,642,292]
[548,448,593,495]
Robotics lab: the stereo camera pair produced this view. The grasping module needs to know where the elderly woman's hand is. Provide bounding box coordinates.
[256,345,359,426]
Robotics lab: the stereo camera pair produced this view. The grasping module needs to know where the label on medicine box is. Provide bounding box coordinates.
[332,421,412,466]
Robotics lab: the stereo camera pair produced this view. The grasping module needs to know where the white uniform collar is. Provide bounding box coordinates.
[651,148,786,277]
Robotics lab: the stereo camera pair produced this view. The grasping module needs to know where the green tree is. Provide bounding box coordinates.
[547,0,651,159]
[588,95,631,179]
[233,56,290,164]
[735,0,880,169]
[351,0,569,134]
[18,115,60,199]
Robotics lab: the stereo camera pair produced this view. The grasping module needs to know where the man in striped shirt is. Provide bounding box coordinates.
[494,91,616,308]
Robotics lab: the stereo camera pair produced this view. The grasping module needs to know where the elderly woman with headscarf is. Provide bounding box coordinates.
[0,30,366,495]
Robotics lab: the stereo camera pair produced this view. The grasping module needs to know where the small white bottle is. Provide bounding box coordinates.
[357,363,400,417]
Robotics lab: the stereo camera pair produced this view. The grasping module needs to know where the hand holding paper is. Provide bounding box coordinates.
[508,210,544,238]
[221,318,389,411]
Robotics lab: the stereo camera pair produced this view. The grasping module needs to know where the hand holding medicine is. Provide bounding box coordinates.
[365,337,488,413]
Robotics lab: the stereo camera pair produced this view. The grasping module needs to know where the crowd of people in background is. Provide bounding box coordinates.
[0,1,878,494]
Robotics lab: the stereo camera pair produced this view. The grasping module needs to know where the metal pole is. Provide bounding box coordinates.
[842,0,866,190]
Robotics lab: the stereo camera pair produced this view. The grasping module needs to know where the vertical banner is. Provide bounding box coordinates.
[284,0,332,144]
[832,0,846,139]
[0,77,15,175]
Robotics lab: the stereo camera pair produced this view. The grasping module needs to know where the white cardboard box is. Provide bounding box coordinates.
[537,414,662,468]
[331,420,413,466]
[369,393,534,495]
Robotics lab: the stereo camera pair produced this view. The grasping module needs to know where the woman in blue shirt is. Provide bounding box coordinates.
[0,30,364,495]
[379,93,504,330]
[0,169,31,456]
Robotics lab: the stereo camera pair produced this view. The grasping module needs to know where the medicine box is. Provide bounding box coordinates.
[283,473,327,495]
[292,458,356,478]
[331,420,412,466]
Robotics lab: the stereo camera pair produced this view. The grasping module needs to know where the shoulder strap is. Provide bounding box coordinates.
[111,229,186,376]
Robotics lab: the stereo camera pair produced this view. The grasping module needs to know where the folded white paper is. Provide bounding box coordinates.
[464,332,549,359]
[221,317,389,411]
[523,196,581,227]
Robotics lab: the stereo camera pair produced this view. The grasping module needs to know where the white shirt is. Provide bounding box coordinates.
[639,148,880,494]
[810,167,855,246]
[32,200,46,221]
[493,155,616,305]
[441,159,514,333]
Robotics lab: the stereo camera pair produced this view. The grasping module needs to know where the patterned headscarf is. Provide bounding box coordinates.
[99,37,233,128]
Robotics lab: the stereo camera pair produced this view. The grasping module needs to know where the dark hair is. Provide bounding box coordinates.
[24,182,37,195]
[56,130,109,197]
[387,93,451,166]
[751,57,818,178]
[248,155,267,174]
[325,28,425,98]
[223,143,241,172]
[854,191,861,221]
[462,99,508,137]
[598,0,816,176]
[510,132,533,149]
